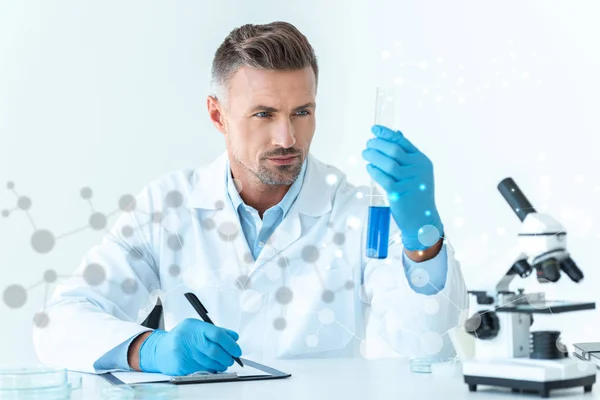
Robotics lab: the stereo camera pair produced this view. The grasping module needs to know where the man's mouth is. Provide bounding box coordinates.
[267,155,299,165]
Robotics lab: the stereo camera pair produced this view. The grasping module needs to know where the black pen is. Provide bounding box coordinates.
[184,292,244,367]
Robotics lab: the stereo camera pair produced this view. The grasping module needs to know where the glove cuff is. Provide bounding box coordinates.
[401,218,445,251]
[139,329,167,373]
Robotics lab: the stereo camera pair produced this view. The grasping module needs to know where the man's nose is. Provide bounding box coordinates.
[271,120,296,148]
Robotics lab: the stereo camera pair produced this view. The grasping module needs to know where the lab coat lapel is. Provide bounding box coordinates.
[187,153,254,276]
[253,210,301,269]
[254,153,334,267]
[211,196,255,274]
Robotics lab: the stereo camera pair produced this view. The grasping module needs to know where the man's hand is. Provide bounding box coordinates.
[130,318,242,376]
[362,125,444,252]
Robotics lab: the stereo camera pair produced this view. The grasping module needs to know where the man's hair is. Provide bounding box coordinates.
[211,21,319,107]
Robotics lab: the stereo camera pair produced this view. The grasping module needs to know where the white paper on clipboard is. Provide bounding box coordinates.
[111,362,270,385]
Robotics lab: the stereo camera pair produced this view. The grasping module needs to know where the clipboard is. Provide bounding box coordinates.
[100,358,291,386]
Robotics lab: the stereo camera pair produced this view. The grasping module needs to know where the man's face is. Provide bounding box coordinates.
[216,66,317,185]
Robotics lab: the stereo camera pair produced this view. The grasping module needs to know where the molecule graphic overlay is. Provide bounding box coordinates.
[2,169,490,361]
[376,40,545,109]
[1,181,142,328]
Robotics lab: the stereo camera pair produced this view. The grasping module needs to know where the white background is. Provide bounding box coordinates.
[1,0,600,366]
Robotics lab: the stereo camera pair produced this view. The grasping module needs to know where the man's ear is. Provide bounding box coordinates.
[207,96,227,134]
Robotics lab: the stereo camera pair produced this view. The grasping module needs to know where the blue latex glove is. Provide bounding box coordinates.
[139,318,242,376]
[362,124,444,251]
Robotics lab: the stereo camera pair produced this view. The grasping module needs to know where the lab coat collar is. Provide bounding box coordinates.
[187,152,333,218]
[225,156,308,220]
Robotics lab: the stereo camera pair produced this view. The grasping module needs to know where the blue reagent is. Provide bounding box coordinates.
[366,205,391,259]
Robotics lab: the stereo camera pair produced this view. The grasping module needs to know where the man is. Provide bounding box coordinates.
[33,21,468,375]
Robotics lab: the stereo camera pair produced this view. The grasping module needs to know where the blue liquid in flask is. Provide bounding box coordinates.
[366,86,395,259]
[366,205,391,259]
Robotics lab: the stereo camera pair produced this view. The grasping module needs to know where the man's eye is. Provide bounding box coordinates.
[255,112,272,118]
[254,110,311,118]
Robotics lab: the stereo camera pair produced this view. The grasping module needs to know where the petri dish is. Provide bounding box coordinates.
[0,366,67,390]
[409,357,461,375]
[409,358,433,373]
[0,383,72,399]
[0,366,76,399]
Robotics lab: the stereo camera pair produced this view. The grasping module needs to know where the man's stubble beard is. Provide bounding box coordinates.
[234,153,304,186]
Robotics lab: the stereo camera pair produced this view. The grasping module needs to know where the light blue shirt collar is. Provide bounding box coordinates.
[226,158,308,218]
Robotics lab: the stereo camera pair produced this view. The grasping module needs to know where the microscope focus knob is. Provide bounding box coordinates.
[465,310,500,340]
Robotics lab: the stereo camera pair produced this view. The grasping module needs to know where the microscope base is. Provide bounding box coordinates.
[463,357,596,398]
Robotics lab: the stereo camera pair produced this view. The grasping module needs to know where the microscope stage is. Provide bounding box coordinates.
[495,301,595,314]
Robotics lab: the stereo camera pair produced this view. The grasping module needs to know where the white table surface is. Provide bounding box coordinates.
[70,358,599,399]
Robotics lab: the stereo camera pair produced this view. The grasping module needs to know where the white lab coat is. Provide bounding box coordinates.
[32,152,469,373]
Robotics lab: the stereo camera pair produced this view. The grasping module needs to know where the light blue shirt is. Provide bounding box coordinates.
[94,160,448,371]
[227,159,307,260]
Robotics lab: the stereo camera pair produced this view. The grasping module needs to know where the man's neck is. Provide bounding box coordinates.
[231,165,290,217]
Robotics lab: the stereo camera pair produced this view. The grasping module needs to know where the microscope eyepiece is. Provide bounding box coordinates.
[560,256,584,282]
[498,178,536,222]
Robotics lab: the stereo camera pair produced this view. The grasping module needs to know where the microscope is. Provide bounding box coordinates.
[461,177,597,398]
